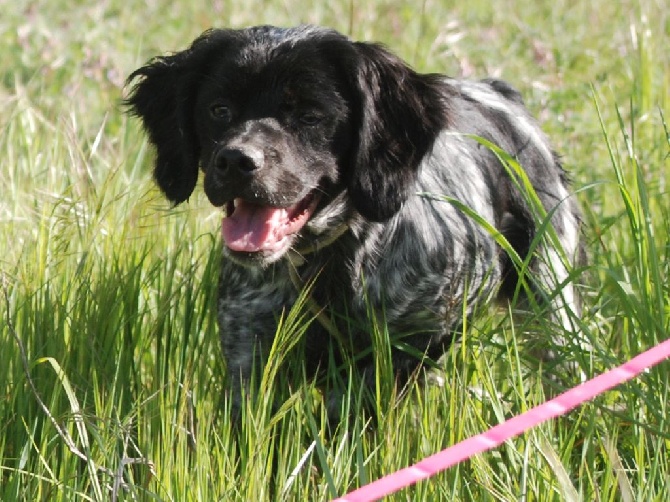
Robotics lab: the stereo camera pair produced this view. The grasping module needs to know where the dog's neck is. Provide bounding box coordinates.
[287,222,349,267]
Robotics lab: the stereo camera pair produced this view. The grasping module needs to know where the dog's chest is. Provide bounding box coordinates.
[217,209,502,343]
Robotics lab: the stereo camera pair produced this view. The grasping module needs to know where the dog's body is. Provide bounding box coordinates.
[127,25,582,417]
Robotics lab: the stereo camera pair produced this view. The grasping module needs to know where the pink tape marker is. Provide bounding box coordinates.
[333,338,670,502]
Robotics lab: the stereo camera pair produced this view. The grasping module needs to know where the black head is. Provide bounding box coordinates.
[125,25,449,262]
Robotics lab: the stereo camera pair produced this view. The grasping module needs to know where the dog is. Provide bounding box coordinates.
[126,25,582,419]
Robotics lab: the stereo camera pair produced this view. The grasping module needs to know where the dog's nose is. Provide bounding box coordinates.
[216,147,264,175]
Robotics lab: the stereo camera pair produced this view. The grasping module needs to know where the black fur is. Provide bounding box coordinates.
[126,25,582,420]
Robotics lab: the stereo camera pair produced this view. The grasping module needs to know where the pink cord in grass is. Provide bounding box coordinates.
[333,338,670,502]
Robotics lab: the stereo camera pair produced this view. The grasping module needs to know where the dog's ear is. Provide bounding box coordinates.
[125,31,229,204]
[346,42,450,221]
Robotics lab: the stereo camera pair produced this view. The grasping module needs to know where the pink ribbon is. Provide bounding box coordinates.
[333,338,670,502]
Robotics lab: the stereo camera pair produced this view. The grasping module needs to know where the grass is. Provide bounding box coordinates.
[1,0,669,500]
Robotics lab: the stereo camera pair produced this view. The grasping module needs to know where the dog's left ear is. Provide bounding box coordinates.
[125,51,200,204]
[125,31,232,204]
[346,42,450,221]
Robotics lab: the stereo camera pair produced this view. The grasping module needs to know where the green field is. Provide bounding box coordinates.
[1,0,668,500]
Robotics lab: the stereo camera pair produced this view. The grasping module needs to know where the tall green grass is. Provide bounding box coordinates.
[1,0,668,500]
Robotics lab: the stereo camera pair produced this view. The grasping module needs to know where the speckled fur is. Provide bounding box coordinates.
[126,25,583,420]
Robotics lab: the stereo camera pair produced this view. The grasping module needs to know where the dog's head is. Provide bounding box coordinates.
[126,25,449,265]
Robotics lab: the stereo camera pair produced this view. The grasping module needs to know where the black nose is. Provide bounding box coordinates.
[215,148,264,175]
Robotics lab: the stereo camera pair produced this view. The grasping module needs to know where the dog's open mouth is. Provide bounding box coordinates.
[221,192,320,254]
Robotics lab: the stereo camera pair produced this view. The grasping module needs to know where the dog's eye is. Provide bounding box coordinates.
[210,103,232,122]
[299,112,323,126]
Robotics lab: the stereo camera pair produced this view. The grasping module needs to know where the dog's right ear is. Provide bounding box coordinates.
[125,31,229,204]
[329,40,451,221]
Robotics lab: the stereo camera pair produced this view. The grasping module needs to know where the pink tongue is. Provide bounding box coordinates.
[222,200,292,253]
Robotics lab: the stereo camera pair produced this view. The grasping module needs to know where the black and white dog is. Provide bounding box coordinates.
[126,25,582,417]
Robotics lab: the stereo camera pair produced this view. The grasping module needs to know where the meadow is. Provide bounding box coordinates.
[1,0,668,500]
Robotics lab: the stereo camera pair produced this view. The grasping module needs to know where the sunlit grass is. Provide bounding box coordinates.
[1,0,668,500]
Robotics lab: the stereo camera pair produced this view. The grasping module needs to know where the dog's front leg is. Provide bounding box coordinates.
[217,262,296,419]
